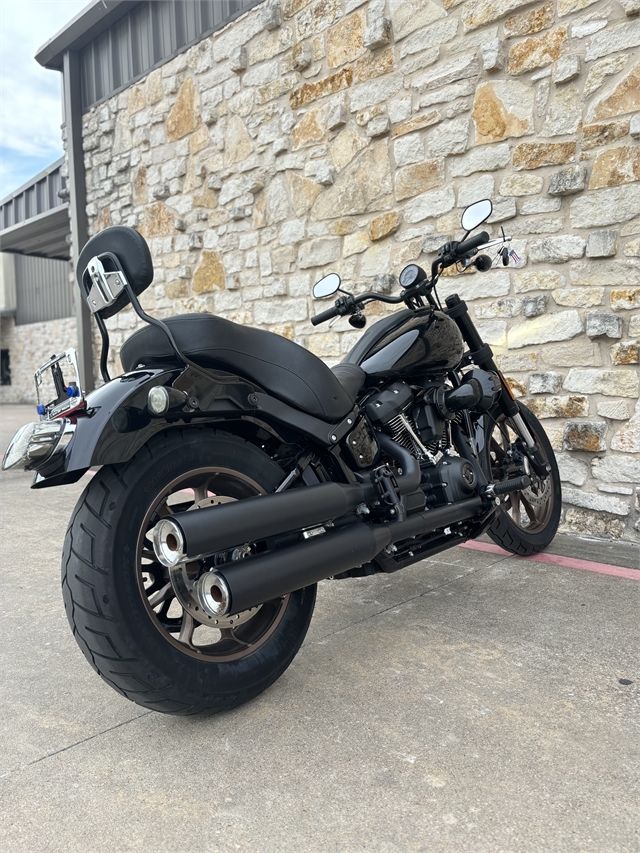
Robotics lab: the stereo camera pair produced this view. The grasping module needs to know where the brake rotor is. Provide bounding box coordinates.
[521,475,551,508]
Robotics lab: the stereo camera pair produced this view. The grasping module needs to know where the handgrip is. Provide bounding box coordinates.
[311,305,339,326]
[456,231,490,257]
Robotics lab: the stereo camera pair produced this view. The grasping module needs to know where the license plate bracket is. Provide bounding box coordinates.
[34,348,85,420]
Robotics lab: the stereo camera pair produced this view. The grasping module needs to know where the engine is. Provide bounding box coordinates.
[364,372,499,457]
[363,372,501,508]
[363,380,440,460]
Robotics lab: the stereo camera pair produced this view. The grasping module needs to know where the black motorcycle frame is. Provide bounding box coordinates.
[28,207,545,580]
[30,310,502,577]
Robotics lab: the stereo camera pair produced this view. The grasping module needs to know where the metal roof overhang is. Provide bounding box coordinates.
[0,205,71,260]
[35,0,132,69]
[1,156,66,204]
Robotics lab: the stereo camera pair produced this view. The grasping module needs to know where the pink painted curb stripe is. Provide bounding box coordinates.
[460,540,639,581]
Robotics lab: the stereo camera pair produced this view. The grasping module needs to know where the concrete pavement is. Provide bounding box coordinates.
[1,405,638,852]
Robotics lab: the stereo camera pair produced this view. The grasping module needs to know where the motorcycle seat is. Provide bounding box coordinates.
[120,313,365,422]
[330,363,367,401]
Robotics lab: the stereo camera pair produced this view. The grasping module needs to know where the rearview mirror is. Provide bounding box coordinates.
[313,273,341,299]
[461,199,492,233]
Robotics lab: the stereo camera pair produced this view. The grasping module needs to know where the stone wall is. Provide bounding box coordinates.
[0,315,78,404]
[80,0,639,540]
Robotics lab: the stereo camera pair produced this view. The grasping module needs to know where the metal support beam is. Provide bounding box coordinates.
[63,50,94,392]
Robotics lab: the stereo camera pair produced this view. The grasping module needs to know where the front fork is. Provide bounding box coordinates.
[444,294,551,479]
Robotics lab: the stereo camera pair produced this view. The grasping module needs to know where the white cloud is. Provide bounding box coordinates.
[0,0,88,196]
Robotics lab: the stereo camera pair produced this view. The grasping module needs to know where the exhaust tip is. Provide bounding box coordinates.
[152,519,186,567]
[198,572,232,617]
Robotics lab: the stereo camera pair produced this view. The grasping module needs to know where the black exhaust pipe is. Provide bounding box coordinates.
[214,523,394,615]
[200,497,484,617]
[154,481,373,566]
[153,436,421,566]
[376,432,421,492]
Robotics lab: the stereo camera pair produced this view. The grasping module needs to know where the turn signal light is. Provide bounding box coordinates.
[147,386,187,416]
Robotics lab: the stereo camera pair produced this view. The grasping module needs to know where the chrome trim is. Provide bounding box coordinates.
[86,255,128,313]
[198,573,232,618]
[2,419,75,471]
[302,526,326,540]
[34,347,84,420]
[476,236,512,251]
[510,411,536,449]
[152,518,186,567]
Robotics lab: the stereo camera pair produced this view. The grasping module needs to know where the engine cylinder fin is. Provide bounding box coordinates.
[386,413,436,463]
[387,414,416,451]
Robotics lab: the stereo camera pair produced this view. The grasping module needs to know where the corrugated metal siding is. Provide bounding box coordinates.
[1,159,66,229]
[14,255,74,325]
[80,0,263,111]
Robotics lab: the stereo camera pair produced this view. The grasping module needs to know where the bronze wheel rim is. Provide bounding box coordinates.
[487,416,554,534]
[136,466,289,662]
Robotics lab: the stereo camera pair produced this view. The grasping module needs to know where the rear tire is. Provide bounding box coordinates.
[481,401,561,556]
[61,428,316,716]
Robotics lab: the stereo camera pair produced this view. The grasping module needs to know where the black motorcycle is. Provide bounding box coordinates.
[3,199,560,716]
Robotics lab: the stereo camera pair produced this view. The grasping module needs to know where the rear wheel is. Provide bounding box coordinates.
[481,401,561,556]
[62,428,316,716]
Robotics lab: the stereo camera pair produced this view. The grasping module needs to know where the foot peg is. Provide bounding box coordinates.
[485,476,531,497]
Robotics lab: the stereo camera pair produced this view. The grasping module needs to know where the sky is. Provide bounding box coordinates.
[0,0,89,200]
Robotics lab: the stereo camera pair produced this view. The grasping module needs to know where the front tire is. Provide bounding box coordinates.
[62,428,316,716]
[481,401,561,556]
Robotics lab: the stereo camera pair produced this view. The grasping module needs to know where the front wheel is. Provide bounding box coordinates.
[480,401,561,556]
[61,428,316,716]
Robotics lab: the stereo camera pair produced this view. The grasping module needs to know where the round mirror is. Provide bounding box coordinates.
[461,199,492,232]
[313,273,341,299]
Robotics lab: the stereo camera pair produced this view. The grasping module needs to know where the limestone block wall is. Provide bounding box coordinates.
[0,315,78,404]
[80,0,639,540]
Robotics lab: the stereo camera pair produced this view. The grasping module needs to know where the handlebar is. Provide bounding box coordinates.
[311,304,340,326]
[456,230,490,257]
[432,230,492,278]
[311,228,498,324]
[356,291,404,305]
[311,290,404,326]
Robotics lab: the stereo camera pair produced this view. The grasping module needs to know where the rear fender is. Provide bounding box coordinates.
[31,367,253,488]
[32,365,359,489]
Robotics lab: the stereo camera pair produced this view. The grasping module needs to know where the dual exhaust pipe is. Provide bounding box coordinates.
[152,436,485,619]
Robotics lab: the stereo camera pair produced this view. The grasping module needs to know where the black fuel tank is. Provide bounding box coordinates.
[345,309,464,380]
